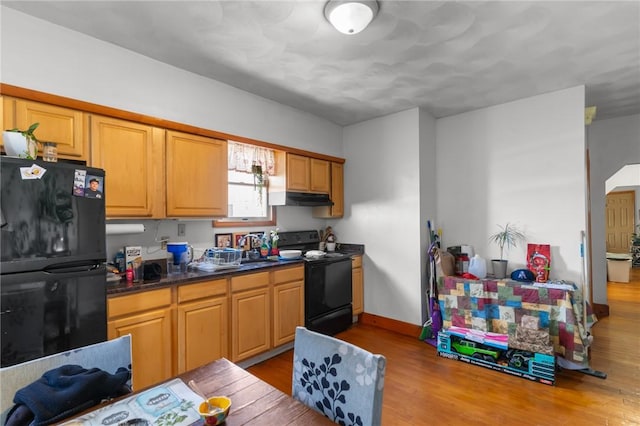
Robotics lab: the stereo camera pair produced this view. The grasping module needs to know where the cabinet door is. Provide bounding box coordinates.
[166,131,227,217]
[231,286,270,362]
[329,162,344,217]
[13,99,89,161]
[286,154,310,191]
[352,256,364,315]
[309,158,330,193]
[108,307,173,390]
[273,280,304,346]
[91,115,165,218]
[177,296,228,373]
[313,161,344,218]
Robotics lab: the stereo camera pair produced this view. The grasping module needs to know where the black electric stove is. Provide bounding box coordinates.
[278,230,353,335]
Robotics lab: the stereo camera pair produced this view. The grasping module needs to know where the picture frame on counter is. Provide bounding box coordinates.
[215,233,232,248]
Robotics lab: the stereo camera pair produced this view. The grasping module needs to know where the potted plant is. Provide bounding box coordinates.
[3,122,40,159]
[251,163,266,204]
[489,222,525,279]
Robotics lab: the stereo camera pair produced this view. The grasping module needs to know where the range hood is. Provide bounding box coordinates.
[269,191,334,207]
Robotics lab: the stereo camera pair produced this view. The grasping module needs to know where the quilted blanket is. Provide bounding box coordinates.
[438,276,597,368]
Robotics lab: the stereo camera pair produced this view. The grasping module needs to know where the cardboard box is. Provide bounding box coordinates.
[437,331,556,386]
[125,246,143,281]
[607,259,631,282]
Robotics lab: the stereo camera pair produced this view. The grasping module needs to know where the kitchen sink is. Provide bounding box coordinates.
[240,257,278,264]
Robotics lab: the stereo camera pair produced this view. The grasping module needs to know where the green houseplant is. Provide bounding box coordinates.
[489,222,525,278]
[3,122,40,159]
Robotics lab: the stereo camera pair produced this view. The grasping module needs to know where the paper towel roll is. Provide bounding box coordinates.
[106,224,145,235]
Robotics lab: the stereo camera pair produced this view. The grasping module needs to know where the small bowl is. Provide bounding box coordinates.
[198,396,231,425]
[279,249,302,259]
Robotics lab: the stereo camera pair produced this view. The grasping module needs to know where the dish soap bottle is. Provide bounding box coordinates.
[260,236,270,258]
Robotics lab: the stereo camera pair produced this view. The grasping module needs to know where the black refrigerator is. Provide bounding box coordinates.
[0,157,107,367]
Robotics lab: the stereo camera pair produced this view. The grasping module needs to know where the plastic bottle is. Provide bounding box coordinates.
[114,250,126,273]
[468,254,487,279]
[260,237,270,258]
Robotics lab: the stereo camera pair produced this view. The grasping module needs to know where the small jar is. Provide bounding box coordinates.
[42,142,58,162]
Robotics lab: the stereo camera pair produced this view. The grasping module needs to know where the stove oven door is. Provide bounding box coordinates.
[305,257,352,335]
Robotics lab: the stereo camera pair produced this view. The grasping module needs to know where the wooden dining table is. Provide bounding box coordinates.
[179,358,334,425]
[64,358,334,425]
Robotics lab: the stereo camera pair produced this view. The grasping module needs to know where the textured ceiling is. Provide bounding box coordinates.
[3,1,640,126]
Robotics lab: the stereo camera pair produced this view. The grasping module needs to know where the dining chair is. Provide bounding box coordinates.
[0,336,132,425]
[292,326,386,426]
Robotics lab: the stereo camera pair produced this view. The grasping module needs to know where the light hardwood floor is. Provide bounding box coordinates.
[248,269,640,425]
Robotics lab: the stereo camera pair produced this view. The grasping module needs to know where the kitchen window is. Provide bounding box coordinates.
[212,142,277,227]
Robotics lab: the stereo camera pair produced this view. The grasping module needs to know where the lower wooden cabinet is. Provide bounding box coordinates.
[230,266,305,362]
[352,255,364,315]
[272,266,304,347]
[177,279,228,373]
[107,288,173,390]
[231,272,271,362]
[107,264,306,386]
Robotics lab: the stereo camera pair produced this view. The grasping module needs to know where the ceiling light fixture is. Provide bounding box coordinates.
[324,0,379,35]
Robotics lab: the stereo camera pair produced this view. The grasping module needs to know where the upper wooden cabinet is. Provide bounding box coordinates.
[90,115,165,218]
[286,153,310,191]
[310,158,330,193]
[313,162,344,218]
[272,152,330,194]
[2,97,89,161]
[166,131,228,217]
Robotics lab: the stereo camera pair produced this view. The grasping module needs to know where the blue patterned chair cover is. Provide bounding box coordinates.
[292,327,386,426]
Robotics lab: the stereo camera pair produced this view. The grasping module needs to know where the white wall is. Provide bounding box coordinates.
[337,108,427,325]
[588,114,640,303]
[436,87,587,284]
[1,7,339,260]
[606,165,640,193]
[0,7,342,157]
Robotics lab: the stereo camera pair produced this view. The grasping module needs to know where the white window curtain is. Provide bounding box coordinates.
[228,141,276,176]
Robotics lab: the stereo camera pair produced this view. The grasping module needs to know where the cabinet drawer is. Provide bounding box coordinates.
[178,279,227,303]
[231,271,270,292]
[108,288,172,318]
[352,255,362,268]
[273,265,304,284]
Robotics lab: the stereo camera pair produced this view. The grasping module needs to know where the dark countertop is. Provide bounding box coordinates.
[107,244,365,296]
[107,258,305,296]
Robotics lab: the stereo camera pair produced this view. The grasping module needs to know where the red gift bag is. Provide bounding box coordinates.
[527,244,551,283]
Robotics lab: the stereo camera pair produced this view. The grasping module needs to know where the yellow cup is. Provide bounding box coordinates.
[198,396,231,425]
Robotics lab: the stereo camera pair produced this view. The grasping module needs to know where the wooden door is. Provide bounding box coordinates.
[310,158,330,193]
[91,115,165,217]
[606,191,636,253]
[166,131,227,217]
[286,154,310,191]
